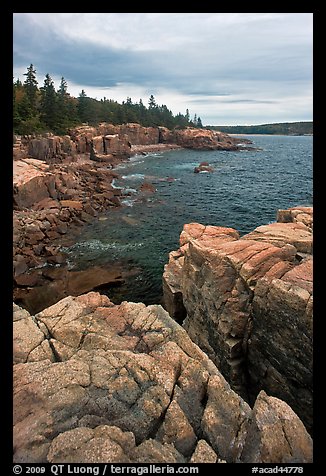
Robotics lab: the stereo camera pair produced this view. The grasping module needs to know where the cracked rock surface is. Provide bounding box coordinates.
[162,209,313,432]
[13,292,312,463]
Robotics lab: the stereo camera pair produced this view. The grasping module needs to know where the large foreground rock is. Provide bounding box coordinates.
[162,209,313,432]
[13,292,312,463]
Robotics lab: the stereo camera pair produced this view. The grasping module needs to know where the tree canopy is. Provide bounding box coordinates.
[13,64,203,135]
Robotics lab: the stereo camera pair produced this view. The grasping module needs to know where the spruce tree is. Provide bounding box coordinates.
[56,77,71,133]
[148,95,157,109]
[13,79,25,129]
[23,64,39,115]
[40,73,57,130]
[14,63,204,134]
[77,89,88,123]
[137,99,147,125]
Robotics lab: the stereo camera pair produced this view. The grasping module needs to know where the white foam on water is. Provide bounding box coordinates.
[121,173,145,180]
[129,155,145,162]
[121,198,136,207]
[111,179,122,189]
[63,239,144,253]
[122,187,138,194]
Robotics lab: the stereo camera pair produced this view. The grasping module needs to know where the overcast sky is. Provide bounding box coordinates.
[13,13,313,126]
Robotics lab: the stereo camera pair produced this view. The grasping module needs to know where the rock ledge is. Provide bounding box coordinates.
[14,291,312,463]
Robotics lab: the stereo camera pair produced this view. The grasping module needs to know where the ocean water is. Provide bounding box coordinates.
[63,135,313,304]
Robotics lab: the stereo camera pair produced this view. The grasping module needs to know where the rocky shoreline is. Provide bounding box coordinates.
[13,124,313,463]
[13,123,251,313]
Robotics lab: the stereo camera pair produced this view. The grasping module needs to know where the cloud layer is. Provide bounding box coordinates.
[13,13,313,125]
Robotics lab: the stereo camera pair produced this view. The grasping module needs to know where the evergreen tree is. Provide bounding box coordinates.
[136,99,147,125]
[13,78,25,129]
[174,112,189,129]
[158,104,174,129]
[77,89,88,123]
[23,64,39,115]
[14,64,203,134]
[58,76,68,97]
[56,77,76,133]
[40,73,57,130]
[148,95,161,126]
[66,97,79,126]
[148,94,157,109]
[15,67,43,134]
[123,97,138,123]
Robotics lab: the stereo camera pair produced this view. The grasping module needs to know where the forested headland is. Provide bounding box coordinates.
[13,64,203,136]
[207,122,313,135]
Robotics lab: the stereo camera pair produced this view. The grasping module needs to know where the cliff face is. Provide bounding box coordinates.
[162,207,313,433]
[14,123,249,165]
[13,292,312,463]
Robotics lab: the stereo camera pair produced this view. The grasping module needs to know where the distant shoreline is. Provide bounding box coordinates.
[228,133,313,137]
[207,121,313,136]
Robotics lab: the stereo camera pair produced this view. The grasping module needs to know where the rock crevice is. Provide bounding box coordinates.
[13,291,312,463]
[162,207,313,433]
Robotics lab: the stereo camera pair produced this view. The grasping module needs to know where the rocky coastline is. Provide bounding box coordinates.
[13,123,251,313]
[13,124,313,463]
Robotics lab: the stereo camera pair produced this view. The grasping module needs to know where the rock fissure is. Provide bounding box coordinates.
[47,340,62,363]
[162,210,313,433]
[146,363,182,442]
[280,423,294,457]
[13,290,312,463]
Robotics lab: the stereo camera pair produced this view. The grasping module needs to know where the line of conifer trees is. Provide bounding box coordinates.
[13,64,203,135]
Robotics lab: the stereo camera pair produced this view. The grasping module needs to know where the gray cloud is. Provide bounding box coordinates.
[222,99,278,104]
[13,13,313,125]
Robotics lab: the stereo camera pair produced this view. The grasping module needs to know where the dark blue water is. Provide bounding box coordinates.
[63,135,313,304]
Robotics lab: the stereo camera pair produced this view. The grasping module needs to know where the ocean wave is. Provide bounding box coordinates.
[121,198,136,207]
[121,173,145,180]
[146,153,163,158]
[172,163,199,170]
[63,239,144,254]
[111,179,122,189]
[122,188,138,194]
[129,155,146,162]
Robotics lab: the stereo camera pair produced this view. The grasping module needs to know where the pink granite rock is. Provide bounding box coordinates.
[163,208,313,432]
[13,292,312,463]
